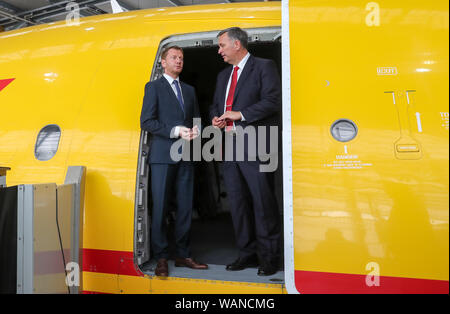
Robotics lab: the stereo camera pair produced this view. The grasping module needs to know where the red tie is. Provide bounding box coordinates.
[225,66,239,131]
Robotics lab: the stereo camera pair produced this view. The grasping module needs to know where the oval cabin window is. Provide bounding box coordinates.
[34,124,61,161]
[330,119,358,142]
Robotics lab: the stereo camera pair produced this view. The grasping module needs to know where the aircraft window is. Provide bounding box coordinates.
[330,119,358,142]
[34,124,61,161]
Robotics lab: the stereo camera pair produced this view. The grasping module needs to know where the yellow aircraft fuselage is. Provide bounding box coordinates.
[0,1,448,294]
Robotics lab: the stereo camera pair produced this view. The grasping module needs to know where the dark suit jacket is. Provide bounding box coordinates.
[141,76,200,164]
[210,55,281,160]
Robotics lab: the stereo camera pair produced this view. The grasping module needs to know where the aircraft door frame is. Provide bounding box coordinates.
[133,27,283,272]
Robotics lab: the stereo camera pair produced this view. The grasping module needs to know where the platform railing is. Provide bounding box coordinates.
[0,166,85,294]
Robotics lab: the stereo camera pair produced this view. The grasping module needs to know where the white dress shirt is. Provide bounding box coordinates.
[163,73,184,137]
[224,52,251,124]
[163,73,184,104]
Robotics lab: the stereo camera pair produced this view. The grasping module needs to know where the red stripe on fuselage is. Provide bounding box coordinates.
[82,249,448,293]
[0,78,15,92]
[82,248,143,277]
[295,270,449,294]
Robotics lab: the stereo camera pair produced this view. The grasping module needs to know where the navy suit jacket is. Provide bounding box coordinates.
[141,76,200,164]
[210,55,281,160]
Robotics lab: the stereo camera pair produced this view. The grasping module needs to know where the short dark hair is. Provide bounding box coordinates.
[217,27,248,49]
[161,45,183,60]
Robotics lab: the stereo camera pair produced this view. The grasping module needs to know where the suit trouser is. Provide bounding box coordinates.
[150,161,194,260]
[222,160,281,265]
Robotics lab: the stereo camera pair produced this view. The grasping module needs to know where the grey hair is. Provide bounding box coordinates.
[217,27,248,49]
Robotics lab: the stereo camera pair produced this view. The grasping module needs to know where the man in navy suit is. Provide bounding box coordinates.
[210,28,282,276]
[141,46,207,277]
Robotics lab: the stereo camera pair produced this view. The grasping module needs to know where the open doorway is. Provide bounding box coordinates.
[134,28,283,284]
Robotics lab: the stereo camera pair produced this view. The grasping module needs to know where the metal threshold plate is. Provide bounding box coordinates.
[142,261,285,285]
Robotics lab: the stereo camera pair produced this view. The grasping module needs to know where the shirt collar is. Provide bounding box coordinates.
[235,52,251,71]
[163,73,179,85]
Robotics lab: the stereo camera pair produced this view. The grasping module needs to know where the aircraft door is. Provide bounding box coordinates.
[285,0,449,294]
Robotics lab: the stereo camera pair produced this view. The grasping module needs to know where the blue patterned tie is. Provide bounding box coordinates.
[173,80,184,112]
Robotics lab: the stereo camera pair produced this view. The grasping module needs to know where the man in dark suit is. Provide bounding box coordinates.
[210,27,282,276]
[141,46,207,277]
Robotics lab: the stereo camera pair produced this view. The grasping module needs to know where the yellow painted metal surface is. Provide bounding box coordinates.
[83,272,284,294]
[290,0,449,282]
[1,0,448,293]
[0,2,282,294]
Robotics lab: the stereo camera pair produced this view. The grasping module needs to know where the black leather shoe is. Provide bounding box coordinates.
[226,257,258,271]
[257,263,278,276]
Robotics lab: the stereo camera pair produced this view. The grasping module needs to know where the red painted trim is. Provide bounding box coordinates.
[295,270,449,294]
[82,248,448,294]
[82,248,143,277]
[0,78,15,92]
[82,290,112,294]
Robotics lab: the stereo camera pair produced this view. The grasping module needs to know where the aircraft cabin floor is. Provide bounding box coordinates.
[141,261,285,285]
[140,212,285,285]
